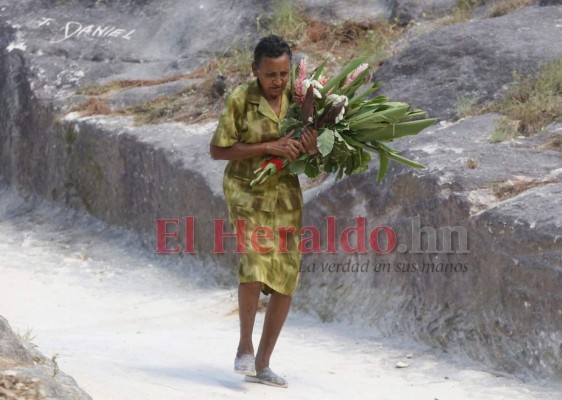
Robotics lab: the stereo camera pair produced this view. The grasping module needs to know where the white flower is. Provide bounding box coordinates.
[335,108,345,124]
[327,94,349,123]
[303,79,323,99]
[326,93,349,106]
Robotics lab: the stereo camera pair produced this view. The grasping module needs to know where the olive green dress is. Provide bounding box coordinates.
[210,79,303,297]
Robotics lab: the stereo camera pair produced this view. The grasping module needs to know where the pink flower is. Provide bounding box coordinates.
[294,59,308,103]
[343,63,369,88]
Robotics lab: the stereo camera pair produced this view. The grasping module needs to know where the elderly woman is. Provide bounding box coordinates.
[210,35,318,388]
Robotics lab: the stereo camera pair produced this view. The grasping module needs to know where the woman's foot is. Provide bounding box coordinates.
[234,353,256,376]
[244,367,288,388]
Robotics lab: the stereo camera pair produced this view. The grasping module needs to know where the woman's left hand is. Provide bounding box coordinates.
[301,126,319,155]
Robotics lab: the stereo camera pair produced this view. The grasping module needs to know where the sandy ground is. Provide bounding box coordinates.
[0,189,560,400]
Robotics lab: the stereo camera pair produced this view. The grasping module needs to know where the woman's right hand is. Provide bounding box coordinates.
[266,130,305,162]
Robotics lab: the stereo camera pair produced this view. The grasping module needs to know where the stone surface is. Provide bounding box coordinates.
[389,0,457,25]
[1,0,561,386]
[301,0,390,22]
[0,0,261,103]
[374,6,562,121]
[103,78,202,111]
[296,114,562,380]
[0,316,34,367]
[1,316,92,400]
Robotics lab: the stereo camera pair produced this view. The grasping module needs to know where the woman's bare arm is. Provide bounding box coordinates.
[210,132,305,162]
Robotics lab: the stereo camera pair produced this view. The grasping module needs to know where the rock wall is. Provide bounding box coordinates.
[296,115,562,380]
[374,6,562,120]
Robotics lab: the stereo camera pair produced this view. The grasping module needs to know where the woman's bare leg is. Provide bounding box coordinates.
[237,282,262,356]
[255,290,292,370]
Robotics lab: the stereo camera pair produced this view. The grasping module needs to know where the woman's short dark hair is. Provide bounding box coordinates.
[253,35,292,68]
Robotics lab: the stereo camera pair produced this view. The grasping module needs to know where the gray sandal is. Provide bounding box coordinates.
[244,367,288,388]
[234,353,256,376]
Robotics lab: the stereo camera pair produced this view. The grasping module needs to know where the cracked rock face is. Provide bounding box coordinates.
[0,0,261,104]
[374,6,562,121]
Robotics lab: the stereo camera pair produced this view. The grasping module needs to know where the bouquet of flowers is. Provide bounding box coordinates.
[250,57,437,186]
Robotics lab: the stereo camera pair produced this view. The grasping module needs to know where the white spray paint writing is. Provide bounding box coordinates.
[39,17,55,27]
[41,18,135,43]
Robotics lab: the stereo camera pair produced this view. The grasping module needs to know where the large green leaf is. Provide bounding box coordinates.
[317,128,336,156]
[334,130,355,151]
[347,82,381,107]
[349,104,411,129]
[386,151,426,170]
[353,118,437,142]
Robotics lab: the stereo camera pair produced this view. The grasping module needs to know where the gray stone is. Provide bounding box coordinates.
[1,316,92,399]
[0,0,261,102]
[390,0,457,25]
[301,0,391,22]
[296,114,562,381]
[1,0,562,386]
[373,6,562,121]
[0,316,34,366]
[104,78,202,111]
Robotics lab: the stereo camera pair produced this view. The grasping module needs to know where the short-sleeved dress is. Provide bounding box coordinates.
[210,79,303,297]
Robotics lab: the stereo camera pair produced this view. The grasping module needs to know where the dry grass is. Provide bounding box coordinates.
[489,117,521,143]
[452,0,486,22]
[70,97,111,116]
[487,0,535,18]
[115,72,226,125]
[437,0,534,27]
[457,59,562,142]
[72,61,224,124]
[487,59,562,138]
[457,95,479,118]
[77,65,212,96]
[258,0,406,68]
[490,177,559,200]
[539,134,562,151]
[465,157,480,169]
[72,2,407,125]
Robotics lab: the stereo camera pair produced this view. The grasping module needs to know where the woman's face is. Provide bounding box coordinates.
[252,53,290,101]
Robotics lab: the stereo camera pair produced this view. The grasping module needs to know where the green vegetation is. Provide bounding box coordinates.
[258,0,406,66]
[486,59,562,141]
[488,118,520,143]
[452,0,484,21]
[488,0,534,18]
[448,0,533,24]
[259,0,308,41]
[457,59,562,143]
[456,95,479,118]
